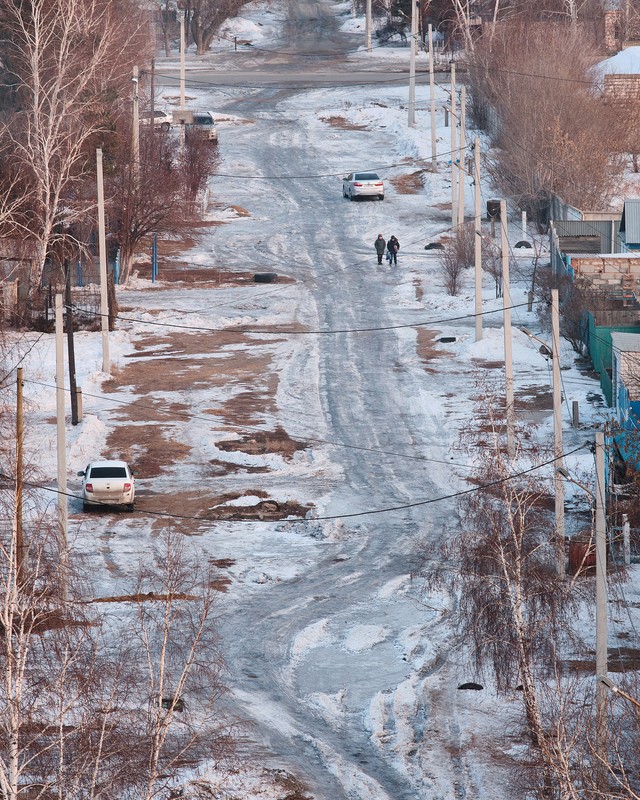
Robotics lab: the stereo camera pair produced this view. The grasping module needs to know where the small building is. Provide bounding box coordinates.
[611,332,640,468]
[620,199,640,249]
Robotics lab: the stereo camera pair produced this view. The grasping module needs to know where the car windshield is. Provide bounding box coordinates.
[355,173,379,180]
[89,467,127,478]
[194,115,212,125]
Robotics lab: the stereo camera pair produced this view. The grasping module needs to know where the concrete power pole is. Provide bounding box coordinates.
[595,430,608,775]
[408,0,417,127]
[427,24,437,172]
[500,199,515,457]
[55,294,68,568]
[457,84,466,228]
[474,137,482,342]
[365,0,372,51]
[450,63,457,229]
[96,148,110,375]
[132,65,140,184]
[552,288,565,577]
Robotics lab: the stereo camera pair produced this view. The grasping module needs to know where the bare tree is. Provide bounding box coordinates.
[0,0,149,297]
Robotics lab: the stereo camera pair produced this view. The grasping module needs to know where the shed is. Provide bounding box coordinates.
[620,199,640,249]
[611,332,640,467]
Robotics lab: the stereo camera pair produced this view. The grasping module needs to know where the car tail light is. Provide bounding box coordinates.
[354,182,363,186]
[124,483,132,492]
[375,182,383,186]
[85,483,93,493]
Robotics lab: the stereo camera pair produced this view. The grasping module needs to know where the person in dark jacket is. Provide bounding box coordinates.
[387,235,400,265]
[374,234,386,265]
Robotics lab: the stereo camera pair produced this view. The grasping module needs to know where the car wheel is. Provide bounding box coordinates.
[83,502,92,512]
[379,194,384,201]
[349,192,354,201]
[160,122,171,132]
[127,503,135,512]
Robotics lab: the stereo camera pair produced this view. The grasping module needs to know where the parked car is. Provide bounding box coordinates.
[140,109,172,131]
[188,110,218,142]
[342,172,384,201]
[78,460,135,511]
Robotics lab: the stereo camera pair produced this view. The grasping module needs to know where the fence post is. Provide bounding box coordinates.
[623,514,631,567]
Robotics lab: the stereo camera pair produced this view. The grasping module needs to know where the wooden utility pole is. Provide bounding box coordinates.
[428,24,437,172]
[552,288,565,576]
[408,0,417,127]
[150,57,155,130]
[474,137,482,342]
[96,148,110,374]
[365,0,372,51]
[457,84,466,228]
[15,367,23,582]
[500,199,515,457]
[65,261,79,425]
[450,63,457,229]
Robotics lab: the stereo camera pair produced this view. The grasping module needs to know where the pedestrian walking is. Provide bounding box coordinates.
[387,235,400,266]
[374,234,386,265]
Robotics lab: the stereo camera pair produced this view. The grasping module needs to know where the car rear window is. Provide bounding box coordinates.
[355,173,379,180]
[193,115,213,125]
[89,467,128,478]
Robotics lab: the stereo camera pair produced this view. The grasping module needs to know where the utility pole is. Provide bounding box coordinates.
[150,57,155,131]
[450,63,457,229]
[522,210,527,241]
[457,84,466,228]
[65,261,79,425]
[595,430,608,778]
[501,199,515,457]
[15,367,23,583]
[55,294,68,576]
[474,137,482,342]
[552,288,564,576]
[408,0,417,127]
[132,65,140,184]
[428,24,437,172]
[179,11,186,111]
[365,0,372,51]
[96,148,110,375]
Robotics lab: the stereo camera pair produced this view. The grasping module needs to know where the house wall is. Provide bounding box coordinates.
[586,314,640,405]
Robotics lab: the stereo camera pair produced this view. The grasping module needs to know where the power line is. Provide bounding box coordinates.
[1,444,586,523]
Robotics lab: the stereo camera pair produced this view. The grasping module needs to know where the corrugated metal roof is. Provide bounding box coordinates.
[611,332,640,352]
[620,200,640,243]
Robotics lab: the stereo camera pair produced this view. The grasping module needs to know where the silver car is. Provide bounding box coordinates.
[78,460,135,512]
[342,172,384,201]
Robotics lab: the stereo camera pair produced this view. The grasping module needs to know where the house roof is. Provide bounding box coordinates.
[611,332,640,352]
[596,46,640,76]
[620,199,640,243]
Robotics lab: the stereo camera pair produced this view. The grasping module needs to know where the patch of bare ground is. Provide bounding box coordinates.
[320,115,368,131]
[141,489,310,536]
[413,277,423,303]
[215,425,307,458]
[471,358,504,370]
[105,424,191,479]
[515,387,552,411]
[416,328,444,373]
[433,202,452,211]
[264,768,313,800]
[90,592,198,603]
[206,458,269,476]
[390,170,426,194]
[566,647,640,673]
[128,264,296,285]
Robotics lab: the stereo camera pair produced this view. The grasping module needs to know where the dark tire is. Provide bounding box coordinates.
[160,122,171,132]
[349,192,354,201]
[83,502,92,512]
[253,273,278,283]
[379,195,384,201]
[127,503,135,512]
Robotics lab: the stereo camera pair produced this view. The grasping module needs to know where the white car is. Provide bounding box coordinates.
[140,109,172,131]
[342,172,384,201]
[188,111,218,143]
[78,460,135,512]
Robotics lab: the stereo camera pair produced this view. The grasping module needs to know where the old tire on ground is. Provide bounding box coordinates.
[515,240,532,248]
[253,273,278,283]
[160,122,171,132]
[425,242,444,250]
